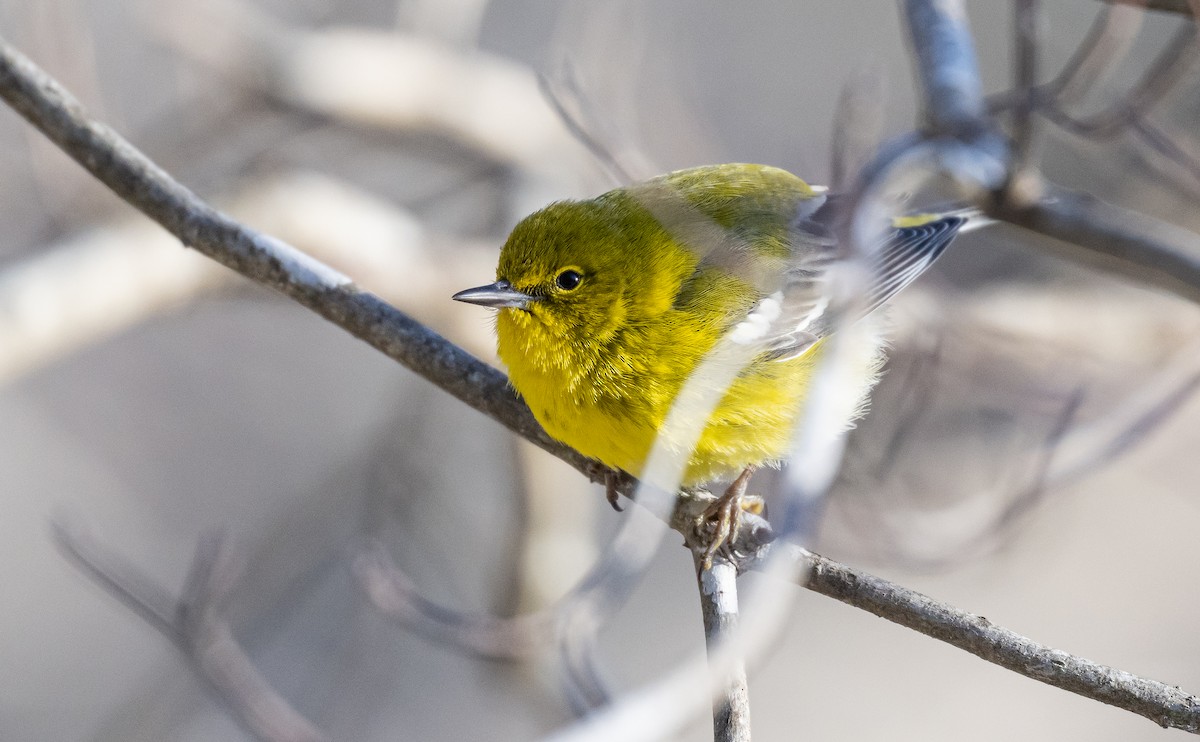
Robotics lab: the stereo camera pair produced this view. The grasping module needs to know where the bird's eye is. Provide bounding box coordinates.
[555,269,583,291]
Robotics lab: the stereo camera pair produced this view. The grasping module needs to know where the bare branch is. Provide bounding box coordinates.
[985,6,1140,115]
[1099,0,1197,16]
[872,10,1200,308]
[988,4,1200,195]
[693,553,751,742]
[791,546,1200,733]
[1042,22,1200,139]
[54,522,327,742]
[558,631,613,715]
[354,545,544,658]
[1008,0,1041,196]
[537,66,636,185]
[992,185,1200,306]
[902,0,989,135]
[53,517,182,640]
[355,545,614,715]
[0,32,599,502]
[1049,4,1141,105]
[1129,116,1200,193]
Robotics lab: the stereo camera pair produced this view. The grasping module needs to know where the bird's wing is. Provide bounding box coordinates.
[626,166,963,361]
[760,211,965,362]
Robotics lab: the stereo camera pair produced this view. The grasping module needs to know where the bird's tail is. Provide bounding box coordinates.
[894,205,993,233]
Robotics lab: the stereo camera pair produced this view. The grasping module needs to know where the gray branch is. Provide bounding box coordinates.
[54,522,327,742]
[0,34,563,473]
[0,35,743,543]
[902,0,988,135]
[1101,0,1196,15]
[992,185,1200,306]
[693,553,752,742]
[794,546,1200,733]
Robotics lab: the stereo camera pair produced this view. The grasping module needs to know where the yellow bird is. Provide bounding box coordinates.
[454,164,964,559]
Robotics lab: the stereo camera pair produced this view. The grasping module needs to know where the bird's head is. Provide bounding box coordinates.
[454,194,693,371]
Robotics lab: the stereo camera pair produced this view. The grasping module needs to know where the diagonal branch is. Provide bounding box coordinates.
[354,545,614,715]
[1041,21,1200,140]
[0,34,767,553]
[55,521,327,742]
[794,546,1200,733]
[991,184,1200,305]
[0,36,550,463]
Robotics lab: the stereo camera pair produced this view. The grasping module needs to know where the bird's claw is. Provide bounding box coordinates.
[605,474,623,512]
[697,468,763,569]
[583,462,627,512]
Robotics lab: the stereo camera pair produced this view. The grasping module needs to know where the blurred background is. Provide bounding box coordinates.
[3,0,1200,739]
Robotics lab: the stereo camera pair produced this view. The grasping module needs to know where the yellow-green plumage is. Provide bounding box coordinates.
[457,164,962,487]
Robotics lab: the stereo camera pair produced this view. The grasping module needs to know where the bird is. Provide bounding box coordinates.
[453,163,966,564]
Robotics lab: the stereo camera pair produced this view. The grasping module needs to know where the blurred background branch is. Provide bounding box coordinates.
[55,522,328,742]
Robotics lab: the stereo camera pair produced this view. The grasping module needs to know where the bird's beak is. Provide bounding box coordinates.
[452,280,536,309]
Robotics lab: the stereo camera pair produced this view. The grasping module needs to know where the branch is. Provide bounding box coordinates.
[144,0,584,176]
[895,1,1200,304]
[354,545,614,715]
[1040,22,1200,140]
[992,185,1200,306]
[0,33,620,512]
[1008,0,1041,194]
[0,36,747,554]
[1099,0,1197,15]
[55,521,327,742]
[354,544,544,658]
[1048,4,1140,105]
[693,553,751,742]
[793,546,1200,733]
[902,0,988,135]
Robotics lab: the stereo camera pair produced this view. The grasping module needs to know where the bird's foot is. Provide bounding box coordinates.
[698,468,763,569]
[583,461,630,512]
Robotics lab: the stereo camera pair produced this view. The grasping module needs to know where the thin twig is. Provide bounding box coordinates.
[791,546,1200,733]
[354,544,544,658]
[355,544,614,715]
[1128,116,1200,192]
[0,35,724,554]
[693,552,751,742]
[1041,21,1200,139]
[53,517,182,641]
[54,521,327,742]
[1007,0,1043,203]
[985,5,1141,114]
[1099,0,1197,15]
[559,631,613,714]
[537,67,635,185]
[0,32,614,510]
[1048,4,1140,106]
[991,184,1200,306]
